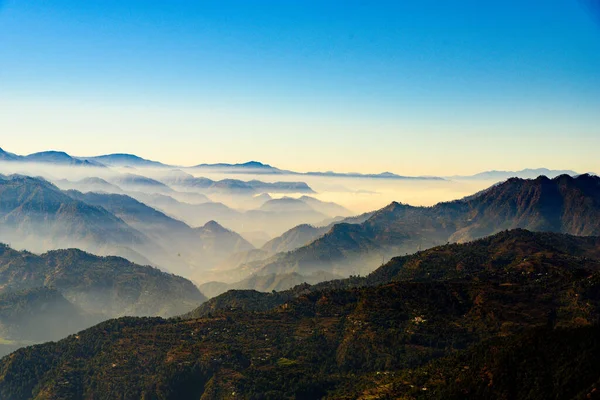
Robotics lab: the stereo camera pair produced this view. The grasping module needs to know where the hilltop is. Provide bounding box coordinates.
[3,230,600,398]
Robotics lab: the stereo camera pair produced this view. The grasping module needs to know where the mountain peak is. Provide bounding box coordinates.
[104,153,143,159]
[381,201,405,211]
[84,153,167,167]
[241,161,268,167]
[201,220,229,232]
[0,147,19,160]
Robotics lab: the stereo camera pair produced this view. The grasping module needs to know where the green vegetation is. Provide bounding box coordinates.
[3,230,600,399]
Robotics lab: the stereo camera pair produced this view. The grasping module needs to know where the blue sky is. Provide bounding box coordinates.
[0,0,599,174]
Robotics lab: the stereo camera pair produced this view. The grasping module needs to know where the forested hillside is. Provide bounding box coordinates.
[3,230,600,399]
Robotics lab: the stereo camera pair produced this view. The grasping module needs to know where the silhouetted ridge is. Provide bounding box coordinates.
[237,175,600,278]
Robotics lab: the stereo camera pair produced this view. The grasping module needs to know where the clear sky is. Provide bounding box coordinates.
[1,0,599,175]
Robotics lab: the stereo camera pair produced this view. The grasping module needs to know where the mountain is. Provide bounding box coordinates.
[261,223,328,254]
[138,196,242,228]
[246,180,314,194]
[0,242,206,357]
[303,170,445,180]
[185,228,600,317]
[193,221,255,264]
[448,174,600,241]
[83,153,170,168]
[23,151,104,167]
[207,179,315,195]
[260,210,376,255]
[208,178,257,194]
[66,191,255,278]
[213,248,272,274]
[134,191,332,238]
[66,191,192,244]
[406,325,600,400]
[0,148,20,161]
[0,243,206,318]
[452,168,580,180]
[155,169,214,189]
[128,191,211,210]
[245,193,272,209]
[0,287,93,357]
[190,161,445,180]
[243,207,328,237]
[129,188,223,218]
[198,270,341,298]
[244,201,455,277]
[192,160,284,174]
[242,174,600,278]
[259,197,316,213]
[156,170,315,196]
[255,196,351,220]
[55,177,124,193]
[4,230,600,399]
[298,195,352,216]
[0,174,155,264]
[6,148,451,180]
[108,173,173,193]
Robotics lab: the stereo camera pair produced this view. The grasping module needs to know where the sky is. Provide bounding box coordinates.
[0,0,599,175]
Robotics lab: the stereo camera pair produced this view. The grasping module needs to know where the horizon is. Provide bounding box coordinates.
[1,1,599,175]
[0,145,594,177]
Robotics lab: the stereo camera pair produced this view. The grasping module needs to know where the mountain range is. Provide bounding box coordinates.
[231,174,600,279]
[0,243,205,317]
[4,169,600,292]
[0,174,260,281]
[0,148,103,167]
[3,147,591,183]
[65,190,255,278]
[131,191,351,238]
[1,172,353,285]
[0,174,154,265]
[0,242,206,357]
[2,150,600,398]
[450,167,581,180]
[3,230,600,398]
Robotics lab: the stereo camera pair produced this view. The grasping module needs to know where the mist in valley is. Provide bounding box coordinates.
[0,154,582,357]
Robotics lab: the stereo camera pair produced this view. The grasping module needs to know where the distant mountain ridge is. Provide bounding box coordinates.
[451,168,581,180]
[238,174,600,278]
[82,153,169,168]
[65,190,255,279]
[3,147,591,183]
[192,161,445,180]
[193,161,283,174]
[1,147,446,180]
[0,148,104,167]
[261,210,374,255]
[157,170,315,194]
